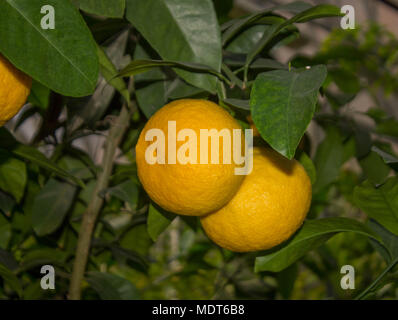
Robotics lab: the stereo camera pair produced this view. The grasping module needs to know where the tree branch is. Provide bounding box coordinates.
[68,103,132,300]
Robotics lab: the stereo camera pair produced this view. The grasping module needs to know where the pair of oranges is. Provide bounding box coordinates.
[136,99,312,252]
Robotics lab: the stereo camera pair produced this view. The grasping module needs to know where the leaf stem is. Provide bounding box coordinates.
[354,257,398,300]
[68,103,132,300]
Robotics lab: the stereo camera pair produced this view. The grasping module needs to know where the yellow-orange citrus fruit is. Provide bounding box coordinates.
[0,54,32,126]
[200,147,312,252]
[136,99,245,216]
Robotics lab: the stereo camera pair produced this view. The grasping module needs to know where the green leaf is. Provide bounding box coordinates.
[76,0,125,18]
[0,215,11,249]
[354,177,398,236]
[255,217,381,273]
[223,99,250,110]
[12,145,85,188]
[147,203,176,241]
[371,146,398,164]
[359,151,390,185]
[28,80,50,110]
[298,152,316,185]
[0,149,27,202]
[118,59,225,81]
[103,180,139,210]
[226,25,269,54]
[68,33,130,133]
[20,248,70,270]
[126,0,221,93]
[0,262,22,297]
[134,43,168,119]
[276,263,298,299]
[0,0,99,97]
[87,272,140,300]
[32,179,76,236]
[0,191,15,215]
[313,126,345,193]
[369,220,398,263]
[244,5,341,71]
[250,65,327,159]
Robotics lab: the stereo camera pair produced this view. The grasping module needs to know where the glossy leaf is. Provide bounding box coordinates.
[354,177,398,236]
[250,65,327,159]
[255,217,381,272]
[0,0,99,97]
[87,272,140,300]
[126,0,221,93]
[147,203,176,241]
[32,179,76,236]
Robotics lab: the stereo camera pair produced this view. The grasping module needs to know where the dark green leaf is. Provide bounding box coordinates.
[28,80,50,110]
[250,65,327,159]
[0,262,22,297]
[126,0,221,93]
[372,146,398,164]
[359,151,390,185]
[147,203,176,241]
[369,220,398,263]
[76,0,125,18]
[0,215,11,249]
[0,149,27,202]
[87,272,140,300]
[118,59,225,81]
[134,43,168,119]
[13,145,85,188]
[32,179,76,236]
[313,126,344,192]
[0,0,99,97]
[245,5,341,70]
[255,217,381,272]
[223,99,250,110]
[0,191,15,215]
[354,177,398,236]
[104,180,139,210]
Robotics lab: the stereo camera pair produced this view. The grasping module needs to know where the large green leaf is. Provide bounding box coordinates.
[87,272,140,300]
[255,217,381,273]
[32,179,76,236]
[0,149,27,202]
[74,0,125,18]
[147,203,176,241]
[354,177,398,236]
[250,65,327,159]
[126,0,221,93]
[0,0,98,97]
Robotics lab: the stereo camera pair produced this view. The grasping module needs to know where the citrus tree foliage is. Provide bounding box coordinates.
[0,0,397,300]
